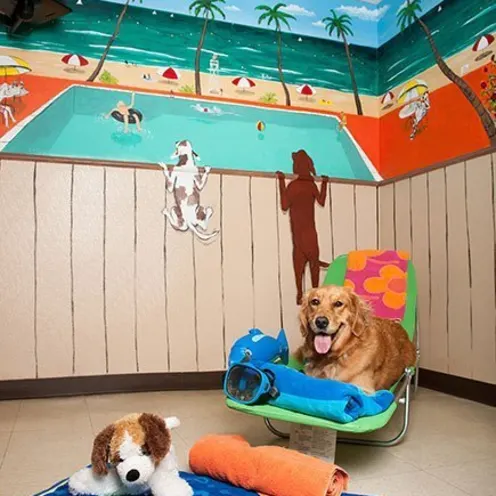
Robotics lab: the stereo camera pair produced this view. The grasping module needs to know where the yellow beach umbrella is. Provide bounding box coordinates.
[0,55,32,77]
[398,79,428,105]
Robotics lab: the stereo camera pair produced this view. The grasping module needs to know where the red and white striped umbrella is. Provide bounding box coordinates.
[381,91,394,105]
[156,66,181,81]
[473,34,495,61]
[472,34,494,52]
[297,84,316,98]
[232,76,256,90]
[61,54,89,71]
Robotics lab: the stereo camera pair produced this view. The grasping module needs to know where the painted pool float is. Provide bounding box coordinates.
[111,108,143,124]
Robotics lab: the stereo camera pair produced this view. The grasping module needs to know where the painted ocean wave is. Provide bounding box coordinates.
[0,0,493,96]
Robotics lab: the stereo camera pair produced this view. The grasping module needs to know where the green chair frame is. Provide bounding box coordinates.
[226,253,420,447]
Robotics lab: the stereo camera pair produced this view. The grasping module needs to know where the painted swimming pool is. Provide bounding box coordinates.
[2,86,377,181]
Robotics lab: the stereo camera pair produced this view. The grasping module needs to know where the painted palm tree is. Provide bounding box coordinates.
[323,10,363,115]
[88,0,141,82]
[189,0,226,95]
[397,0,496,144]
[256,3,295,107]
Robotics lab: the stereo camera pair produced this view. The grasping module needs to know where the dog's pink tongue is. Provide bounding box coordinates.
[314,334,332,354]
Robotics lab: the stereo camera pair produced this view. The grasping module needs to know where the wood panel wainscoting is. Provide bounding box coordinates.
[0,158,377,382]
[0,149,495,404]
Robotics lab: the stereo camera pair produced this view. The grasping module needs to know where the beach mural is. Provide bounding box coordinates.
[0,0,493,179]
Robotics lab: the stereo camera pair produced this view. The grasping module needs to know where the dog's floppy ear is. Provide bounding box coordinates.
[139,413,171,465]
[347,289,371,337]
[91,424,115,477]
[298,292,311,338]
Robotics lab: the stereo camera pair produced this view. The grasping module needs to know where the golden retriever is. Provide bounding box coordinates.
[295,285,416,392]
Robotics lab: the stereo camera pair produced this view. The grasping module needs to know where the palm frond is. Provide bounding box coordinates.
[273,2,287,11]
[279,15,293,30]
[188,0,202,12]
[255,4,271,11]
[342,25,353,36]
[210,2,226,19]
[257,10,271,24]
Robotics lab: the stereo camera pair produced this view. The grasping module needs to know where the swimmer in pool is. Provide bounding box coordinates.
[105,92,142,133]
[338,111,347,132]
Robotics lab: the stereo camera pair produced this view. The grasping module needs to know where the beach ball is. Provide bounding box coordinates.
[256,120,266,132]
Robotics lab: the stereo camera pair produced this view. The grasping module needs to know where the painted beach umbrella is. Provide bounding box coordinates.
[232,76,256,91]
[0,55,31,77]
[297,84,316,100]
[157,66,181,81]
[381,91,394,105]
[398,79,428,105]
[472,34,495,61]
[61,54,89,71]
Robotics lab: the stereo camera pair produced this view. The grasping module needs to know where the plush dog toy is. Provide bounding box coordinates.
[69,413,193,496]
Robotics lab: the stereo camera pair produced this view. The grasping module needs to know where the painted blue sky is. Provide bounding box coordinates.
[102,0,444,48]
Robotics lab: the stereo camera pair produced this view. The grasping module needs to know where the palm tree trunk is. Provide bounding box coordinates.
[342,35,363,115]
[194,15,209,95]
[87,0,130,82]
[417,17,496,144]
[276,29,291,106]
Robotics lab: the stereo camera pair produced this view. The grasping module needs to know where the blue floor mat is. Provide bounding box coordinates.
[34,471,257,496]
[34,471,367,496]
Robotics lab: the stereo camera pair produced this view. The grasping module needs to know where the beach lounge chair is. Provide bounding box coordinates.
[226,250,420,447]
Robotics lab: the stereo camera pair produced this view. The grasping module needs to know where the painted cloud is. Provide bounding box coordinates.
[280,4,316,17]
[337,4,390,22]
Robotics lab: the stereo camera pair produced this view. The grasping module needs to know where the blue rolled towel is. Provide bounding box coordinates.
[263,362,394,423]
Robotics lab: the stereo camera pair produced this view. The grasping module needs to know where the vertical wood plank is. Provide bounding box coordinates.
[105,167,137,374]
[355,185,377,250]
[427,169,449,373]
[136,169,168,373]
[0,160,36,380]
[73,165,106,376]
[277,180,299,352]
[331,183,356,257]
[445,163,472,378]
[378,183,395,249]
[194,174,224,371]
[222,175,254,357]
[314,181,333,280]
[394,179,411,253]
[36,163,73,378]
[410,174,431,370]
[466,156,496,384]
[251,177,281,332]
[165,219,196,372]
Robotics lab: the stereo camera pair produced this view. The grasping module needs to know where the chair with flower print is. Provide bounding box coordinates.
[226,250,420,447]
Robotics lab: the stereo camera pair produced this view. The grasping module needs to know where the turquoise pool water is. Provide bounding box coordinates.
[3,86,375,180]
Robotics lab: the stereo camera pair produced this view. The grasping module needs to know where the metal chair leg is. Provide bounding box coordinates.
[338,380,411,447]
[264,418,289,439]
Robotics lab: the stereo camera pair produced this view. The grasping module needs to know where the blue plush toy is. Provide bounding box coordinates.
[228,329,289,367]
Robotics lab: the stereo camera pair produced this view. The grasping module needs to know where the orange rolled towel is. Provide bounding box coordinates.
[189,434,349,496]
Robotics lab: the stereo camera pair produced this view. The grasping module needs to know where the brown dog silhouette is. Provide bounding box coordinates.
[277,150,329,305]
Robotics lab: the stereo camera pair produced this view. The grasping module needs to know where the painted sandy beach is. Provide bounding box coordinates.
[0,46,381,117]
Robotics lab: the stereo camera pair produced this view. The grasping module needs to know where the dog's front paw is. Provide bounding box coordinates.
[204,166,211,174]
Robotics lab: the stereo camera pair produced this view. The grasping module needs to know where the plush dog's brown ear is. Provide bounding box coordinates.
[347,289,371,337]
[91,424,115,477]
[139,413,171,465]
[298,292,310,338]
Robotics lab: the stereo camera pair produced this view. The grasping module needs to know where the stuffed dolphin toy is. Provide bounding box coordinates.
[228,329,289,367]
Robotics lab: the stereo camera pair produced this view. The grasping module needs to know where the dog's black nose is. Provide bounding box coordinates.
[126,469,140,482]
[315,316,329,330]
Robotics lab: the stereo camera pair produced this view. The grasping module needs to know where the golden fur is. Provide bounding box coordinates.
[295,285,416,392]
